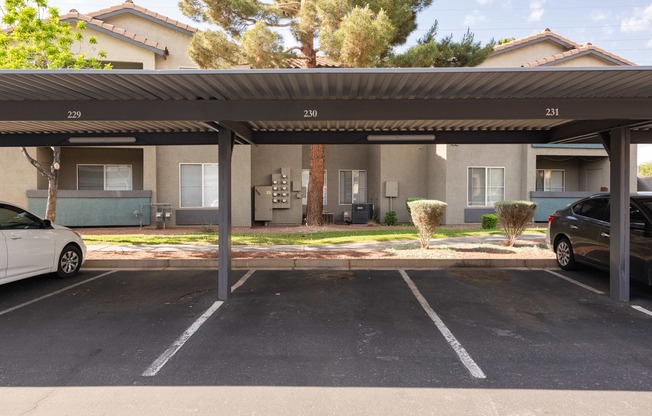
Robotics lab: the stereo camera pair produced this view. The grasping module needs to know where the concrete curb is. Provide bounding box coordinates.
[84,258,557,270]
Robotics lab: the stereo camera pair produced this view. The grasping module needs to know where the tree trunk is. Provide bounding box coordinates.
[306,144,325,226]
[46,173,59,222]
[21,146,61,222]
[301,36,324,227]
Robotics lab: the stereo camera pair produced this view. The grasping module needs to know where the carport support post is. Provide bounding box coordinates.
[609,128,630,302]
[218,128,235,301]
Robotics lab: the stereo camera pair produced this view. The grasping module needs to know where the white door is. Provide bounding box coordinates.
[0,205,55,280]
[3,229,55,278]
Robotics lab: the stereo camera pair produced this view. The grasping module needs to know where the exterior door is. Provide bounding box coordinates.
[586,168,604,192]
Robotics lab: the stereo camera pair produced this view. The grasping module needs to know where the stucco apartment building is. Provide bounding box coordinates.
[0,1,639,227]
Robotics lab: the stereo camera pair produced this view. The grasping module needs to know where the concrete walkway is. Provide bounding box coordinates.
[84,234,557,270]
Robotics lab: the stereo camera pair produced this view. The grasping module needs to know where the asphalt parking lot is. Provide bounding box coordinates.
[1,267,651,414]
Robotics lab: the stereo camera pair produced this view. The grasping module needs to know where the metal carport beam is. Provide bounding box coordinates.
[609,128,631,302]
[2,98,652,122]
[218,127,235,301]
[547,120,650,144]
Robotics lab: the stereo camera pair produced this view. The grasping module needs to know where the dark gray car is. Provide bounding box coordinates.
[546,192,652,286]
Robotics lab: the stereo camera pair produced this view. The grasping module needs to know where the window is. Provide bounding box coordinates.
[536,169,565,192]
[0,205,41,229]
[302,169,327,205]
[339,170,367,205]
[78,165,132,191]
[468,167,505,206]
[572,198,609,222]
[180,163,218,208]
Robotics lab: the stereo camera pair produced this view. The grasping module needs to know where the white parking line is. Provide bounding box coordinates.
[399,270,486,379]
[231,269,256,292]
[632,305,652,317]
[143,270,257,377]
[142,300,224,377]
[0,271,117,317]
[544,270,605,294]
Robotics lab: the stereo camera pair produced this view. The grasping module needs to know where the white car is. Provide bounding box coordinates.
[0,202,86,285]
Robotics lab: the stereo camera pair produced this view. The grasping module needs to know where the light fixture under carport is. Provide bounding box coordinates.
[68,137,137,144]
[367,134,435,142]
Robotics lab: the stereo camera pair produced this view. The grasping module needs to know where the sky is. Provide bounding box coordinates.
[48,0,652,65]
[45,0,652,164]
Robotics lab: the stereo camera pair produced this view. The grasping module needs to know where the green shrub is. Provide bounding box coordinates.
[481,214,497,229]
[408,200,447,249]
[406,197,425,214]
[384,210,397,226]
[494,200,537,246]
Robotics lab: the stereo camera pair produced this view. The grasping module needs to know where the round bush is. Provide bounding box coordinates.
[481,214,497,229]
[408,200,447,249]
[494,200,537,246]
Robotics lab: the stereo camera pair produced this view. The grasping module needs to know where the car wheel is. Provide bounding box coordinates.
[555,237,578,271]
[57,245,82,278]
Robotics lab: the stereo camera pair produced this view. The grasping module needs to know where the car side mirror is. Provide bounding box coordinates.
[43,219,53,229]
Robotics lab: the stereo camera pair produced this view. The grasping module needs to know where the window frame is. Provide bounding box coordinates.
[536,169,565,192]
[77,164,133,191]
[467,166,505,207]
[338,169,367,205]
[179,163,219,208]
[302,169,327,206]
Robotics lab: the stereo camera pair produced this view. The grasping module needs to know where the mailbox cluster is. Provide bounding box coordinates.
[254,167,300,223]
[271,168,291,208]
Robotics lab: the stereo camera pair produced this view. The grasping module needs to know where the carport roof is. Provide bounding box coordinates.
[1,66,652,146]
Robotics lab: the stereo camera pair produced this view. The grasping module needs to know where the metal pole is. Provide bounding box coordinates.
[218,128,234,301]
[609,128,630,301]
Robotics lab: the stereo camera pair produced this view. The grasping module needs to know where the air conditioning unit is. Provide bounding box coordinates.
[351,203,373,224]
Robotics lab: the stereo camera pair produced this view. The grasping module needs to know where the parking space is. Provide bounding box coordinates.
[0,268,651,391]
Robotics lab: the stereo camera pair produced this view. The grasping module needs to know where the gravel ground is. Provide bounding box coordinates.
[80,225,555,261]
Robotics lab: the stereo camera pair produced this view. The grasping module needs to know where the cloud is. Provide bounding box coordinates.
[464,10,487,26]
[475,0,494,4]
[621,4,652,33]
[528,0,546,22]
[590,9,615,35]
[590,10,608,22]
[647,39,652,47]
[502,0,513,10]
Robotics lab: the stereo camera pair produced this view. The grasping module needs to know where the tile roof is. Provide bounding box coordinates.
[87,0,198,34]
[522,44,636,67]
[286,55,341,68]
[493,28,635,67]
[60,11,168,55]
[494,28,581,52]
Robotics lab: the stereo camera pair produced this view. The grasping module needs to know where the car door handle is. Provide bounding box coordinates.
[570,225,579,230]
[601,232,610,238]
[8,233,21,240]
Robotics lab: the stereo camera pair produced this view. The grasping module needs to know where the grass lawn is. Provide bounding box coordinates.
[80,226,546,246]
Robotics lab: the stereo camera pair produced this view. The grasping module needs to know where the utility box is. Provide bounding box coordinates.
[254,186,273,222]
[385,181,399,198]
[352,203,374,224]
